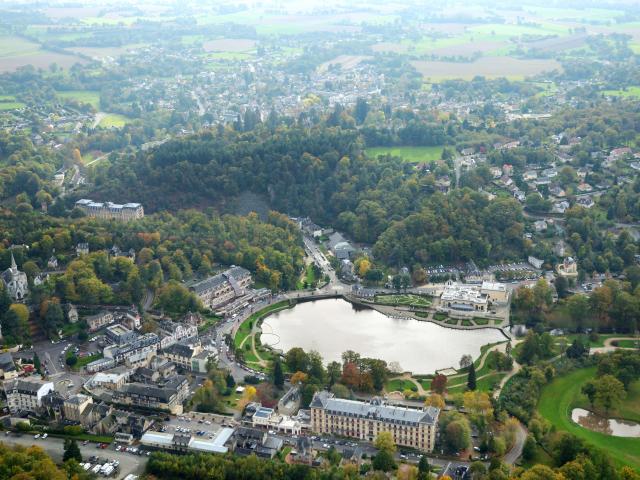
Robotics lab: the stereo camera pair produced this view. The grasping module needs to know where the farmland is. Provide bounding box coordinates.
[0,96,25,111]
[412,56,562,81]
[0,35,86,72]
[365,146,444,163]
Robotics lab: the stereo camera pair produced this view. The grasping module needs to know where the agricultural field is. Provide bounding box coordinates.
[0,35,86,72]
[98,113,132,128]
[411,56,562,81]
[365,146,444,163]
[57,90,101,109]
[68,44,147,59]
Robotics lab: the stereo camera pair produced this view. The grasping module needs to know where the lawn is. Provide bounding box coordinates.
[76,353,102,369]
[57,90,100,109]
[434,312,448,321]
[365,146,444,163]
[99,113,132,128]
[537,367,640,470]
[473,317,490,325]
[296,264,318,290]
[233,301,291,350]
[385,379,418,393]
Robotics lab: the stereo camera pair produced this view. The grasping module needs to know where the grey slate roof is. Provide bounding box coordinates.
[311,392,439,426]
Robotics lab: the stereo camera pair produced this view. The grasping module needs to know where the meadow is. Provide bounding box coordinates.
[365,146,444,163]
[98,113,132,128]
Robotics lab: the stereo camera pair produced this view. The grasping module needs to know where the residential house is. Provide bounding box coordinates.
[0,352,18,380]
[230,427,284,458]
[76,243,89,256]
[556,257,578,278]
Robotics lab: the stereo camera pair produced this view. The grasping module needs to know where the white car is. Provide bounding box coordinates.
[34,434,40,439]
[42,433,48,439]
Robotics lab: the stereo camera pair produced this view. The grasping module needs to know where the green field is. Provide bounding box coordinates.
[57,90,100,109]
[365,146,444,163]
[537,367,640,470]
[99,113,131,128]
[603,86,640,98]
[0,95,24,110]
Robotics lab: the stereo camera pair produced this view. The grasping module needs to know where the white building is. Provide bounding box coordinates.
[158,320,198,349]
[480,281,509,304]
[75,199,144,222]
[4,378,54,414]
[440,283,488,313]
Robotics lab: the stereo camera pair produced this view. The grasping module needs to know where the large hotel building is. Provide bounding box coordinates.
[75,199,144,222]
[310,392,439,452]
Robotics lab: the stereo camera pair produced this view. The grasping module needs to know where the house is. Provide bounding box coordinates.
[230,427,284,458]
[523,170,538,182]
[552,201,570,214]
[86,372,128,391]
[76,243,89,256]
[556,257,578,278]
[158,320,198,349]
[502,164,514,176]
[310,392,439,453]
[1,253,28,301]
[528,256,544,270]
[66,304,78,324]
[549,186,565,198]
[103,333,159,367]
[0,352,18,380]
[576,197,595,209]
[63,394,93,422]
[327,232,356,260]
[190,350,214,374]
[113,376,189,414]
[435,176,451,193]
[189,266,252,310]
[534,220,548,232]
[86,311,114,331]
[106,324,137,345]
[162,343,203,371]
[577,182,592,193]
[4,378,55,414]
[47,256,58,269]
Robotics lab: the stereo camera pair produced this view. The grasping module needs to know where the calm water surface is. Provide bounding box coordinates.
[571,408,640,437]
[260,299,505,374]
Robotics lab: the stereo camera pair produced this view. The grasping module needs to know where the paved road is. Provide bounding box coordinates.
[1,435,146,479]
[504,423,528,466]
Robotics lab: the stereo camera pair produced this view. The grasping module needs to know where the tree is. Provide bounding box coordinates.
[431,374,447,394]
[63,439,82,463]
[522,435,537,462]
[285,347,309,373]
[594,374,626,413]
[566,294,590,331]
[417,456,430,479]
[467,362,477,391]
[65,354,78,367]
[444,419,471,452]
[225,373,235,389]
[459,354,473,369]
[33,353,41,375]
[290,371,308,385]
[425,393,445,410]
[273,359,284,389]
[372,449,396,472]
[374,431,396,453]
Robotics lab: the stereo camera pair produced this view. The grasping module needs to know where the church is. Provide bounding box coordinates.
[1,253,29,301]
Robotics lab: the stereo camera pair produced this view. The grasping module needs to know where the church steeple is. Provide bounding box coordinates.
[10,252,17,272]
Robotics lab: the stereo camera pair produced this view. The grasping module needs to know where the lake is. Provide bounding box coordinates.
[260,298,505,374]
